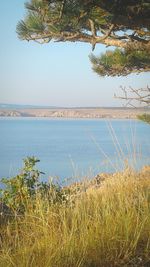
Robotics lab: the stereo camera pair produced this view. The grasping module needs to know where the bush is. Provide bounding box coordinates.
[137,113,150,124]
[0,157,63,213]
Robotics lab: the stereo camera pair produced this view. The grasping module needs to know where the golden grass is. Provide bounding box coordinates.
[0,167,150,267]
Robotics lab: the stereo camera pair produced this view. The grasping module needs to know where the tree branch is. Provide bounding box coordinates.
[115,86,150,107]
[100,24,115,41]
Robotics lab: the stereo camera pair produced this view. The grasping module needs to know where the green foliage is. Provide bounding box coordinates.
[25,13,45,33]
[90,48,150,76]
[137,113,150,124]
[0,157,41,212]
[0,157,63,213]
[16,20,29,40]
[16,1,150,42]
[17,0,150,77]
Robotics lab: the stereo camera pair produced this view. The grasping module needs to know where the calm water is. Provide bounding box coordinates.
[0,118,150,183]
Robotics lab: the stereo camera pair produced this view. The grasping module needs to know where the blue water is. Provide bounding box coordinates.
[0,118,150,183]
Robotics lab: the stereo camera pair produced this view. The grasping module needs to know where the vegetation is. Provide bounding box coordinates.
[90,48,150,77]
[1,2,148,266]
[0,158,150,267]
[114,86,150,108]
[17,0,150,77]
[0,157,63,214]
[14,4,150,264]
[137,113,150,124]
[17,1,150,109]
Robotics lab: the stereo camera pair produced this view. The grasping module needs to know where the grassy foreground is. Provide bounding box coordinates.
[0,167,150,267]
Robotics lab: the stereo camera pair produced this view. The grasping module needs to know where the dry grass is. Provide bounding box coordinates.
[0,167,150,267]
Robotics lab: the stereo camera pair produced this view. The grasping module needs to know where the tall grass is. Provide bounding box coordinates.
[0,167,150,267]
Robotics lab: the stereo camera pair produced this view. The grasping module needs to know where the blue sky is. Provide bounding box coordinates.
[0,0,149,107]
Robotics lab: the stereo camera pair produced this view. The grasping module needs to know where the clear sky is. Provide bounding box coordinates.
[0,0,150,107]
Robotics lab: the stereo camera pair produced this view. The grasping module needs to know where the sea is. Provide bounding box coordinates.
[0,117,150,184]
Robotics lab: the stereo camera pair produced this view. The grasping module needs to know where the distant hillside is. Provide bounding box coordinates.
[0,107,150,119]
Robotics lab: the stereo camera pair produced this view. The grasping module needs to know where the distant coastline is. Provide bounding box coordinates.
[0,107,150,119]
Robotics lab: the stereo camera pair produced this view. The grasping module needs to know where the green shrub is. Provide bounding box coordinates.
[137,113,150,124]
[0,157,63,213]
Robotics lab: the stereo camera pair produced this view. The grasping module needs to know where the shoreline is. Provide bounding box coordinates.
[0,107,150,119]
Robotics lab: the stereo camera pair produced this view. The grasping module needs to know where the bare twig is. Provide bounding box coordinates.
[114,86,150,107]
